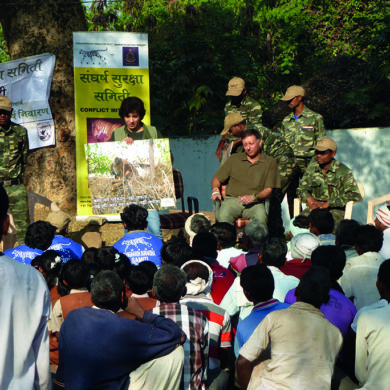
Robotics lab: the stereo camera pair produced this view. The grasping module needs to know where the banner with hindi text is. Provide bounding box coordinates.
[0,53,55,149]
[73,32,157,219]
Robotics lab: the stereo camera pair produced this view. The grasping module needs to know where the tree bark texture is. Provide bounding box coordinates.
[0,0,87,213]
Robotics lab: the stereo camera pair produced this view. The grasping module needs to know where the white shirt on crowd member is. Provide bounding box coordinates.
[0,254,51,389]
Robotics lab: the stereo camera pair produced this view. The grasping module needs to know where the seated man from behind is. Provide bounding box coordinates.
[113,204,163,267]
[5,220,56,264]
[210,222,244,268]
[355,259,390,390]
[56,270,185,390]
[297,137,362,224]
[211,128,281,225]
[341,224,384,310]
[236,266,343,390]
[152,264,209,390]
[235,264,289,356]
[180,260,232,389]
[46,210,84,262]
[335,219,360,259]
[309,208,335,245]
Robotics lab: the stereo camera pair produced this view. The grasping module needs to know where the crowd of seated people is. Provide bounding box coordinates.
[2,181,390,390]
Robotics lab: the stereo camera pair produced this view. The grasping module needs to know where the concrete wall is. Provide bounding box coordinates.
[170,127,390,226]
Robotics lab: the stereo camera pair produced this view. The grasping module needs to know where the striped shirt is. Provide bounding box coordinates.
[153,302,209,390]
[181,294,231,371]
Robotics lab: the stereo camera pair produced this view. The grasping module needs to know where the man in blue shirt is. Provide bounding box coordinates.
[235,263,289,355]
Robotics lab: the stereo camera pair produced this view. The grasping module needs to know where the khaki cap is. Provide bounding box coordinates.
[221,112,244,135]
[46,210,71,233]
[313,137,337,152]
[226,77,245,96]
[280,85,305,101]
[0,96,12,111]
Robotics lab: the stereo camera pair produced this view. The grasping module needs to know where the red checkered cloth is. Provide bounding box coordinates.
[220,185,250,228]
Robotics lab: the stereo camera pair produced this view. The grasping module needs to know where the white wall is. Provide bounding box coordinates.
[170,127,390,225]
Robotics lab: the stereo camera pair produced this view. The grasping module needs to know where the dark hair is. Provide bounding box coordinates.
[309,209,335,234]
[241,264,274,302]
[138,261,157,284]
[81,247,98,264]
[192,232,218,259]
[378,259,390,293]
[190,214,211,234]
[210,222,237,249]
[128,266,151,295]
[311,245,346,281]
[120,204,148,231]
[31,250,63,290]
[241,128,261,140]
[355,224,384,253]
[0,185,9,228]
[86,262,102,291]
[91,270,124,310]
[58,259,90,295]
[335,219,360,247]
[113,252,131,281]
[293,215,310,229]
[262,237,288,268]
[119,96,146,120]
[182,261,209,282]
[25,221,56,250]
[161,240,193,267]
[94,246,120,270]
[153,264,187,303]
[298,266,331,308]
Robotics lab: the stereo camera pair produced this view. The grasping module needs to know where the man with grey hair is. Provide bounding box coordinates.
[153,264,209,390]
[229,219,268,274]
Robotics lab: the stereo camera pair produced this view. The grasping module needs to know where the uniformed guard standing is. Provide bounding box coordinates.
[0,96,30,244]
[279,85,326,217]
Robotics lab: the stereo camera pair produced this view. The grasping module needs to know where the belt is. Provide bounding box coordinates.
[0,178,22,187]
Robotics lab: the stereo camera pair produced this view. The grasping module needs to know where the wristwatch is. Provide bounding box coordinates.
[252,193,259,202]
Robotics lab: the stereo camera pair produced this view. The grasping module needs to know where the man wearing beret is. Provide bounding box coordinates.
[0,95,29,244]
[280,85,325,216]
[297,137,362,224]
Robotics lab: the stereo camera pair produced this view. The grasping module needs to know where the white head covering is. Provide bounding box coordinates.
[180,260,213,297]
[376,205,390,228]
[290,232,321,260]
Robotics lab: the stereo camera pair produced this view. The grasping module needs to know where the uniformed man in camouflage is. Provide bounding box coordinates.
[279,85,326,217]
[297,137,362,225]
[216,77,262,161]
[218,113,295,236]
[0,96,29,244]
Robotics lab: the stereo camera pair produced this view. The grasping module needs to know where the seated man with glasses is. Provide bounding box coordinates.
[296,137,362,224]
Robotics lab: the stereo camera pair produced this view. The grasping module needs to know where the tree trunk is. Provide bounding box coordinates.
[0,0,87,214]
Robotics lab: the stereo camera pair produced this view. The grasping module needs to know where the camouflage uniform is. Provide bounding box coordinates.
[297,158,362,224]
[280,105,325,217]
[224,95,262,129]
[0,122,29,244]
[280,106,325,171]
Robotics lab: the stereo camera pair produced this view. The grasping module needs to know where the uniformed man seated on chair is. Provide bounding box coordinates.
[211,128,281,225]
[296,137,362,224]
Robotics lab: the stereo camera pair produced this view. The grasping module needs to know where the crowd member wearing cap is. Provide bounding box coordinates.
[279,85,326,217]
[296,136,362,224]
[374,203,390,260]
[211,128,281,227]
[0,95,30,244]
[46,210,84,262]
[215,77,262,161]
